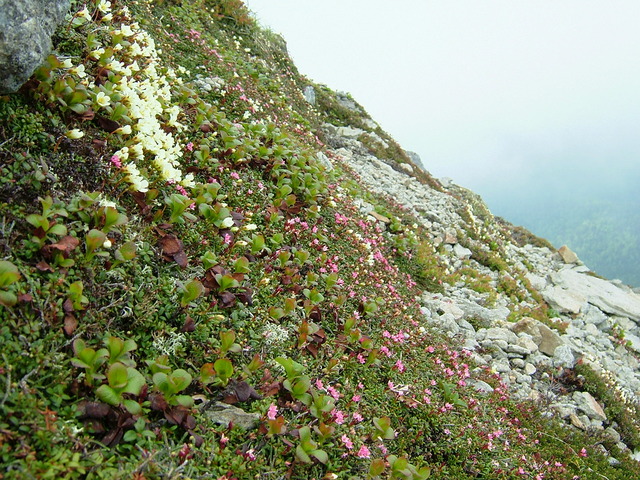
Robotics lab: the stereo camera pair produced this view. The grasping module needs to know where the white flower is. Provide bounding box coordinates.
[77,7,91,21]
[65,129,84,139]
[61,59,73,69]
[180,173,195,188]
[101,13,113,22]
[119,24,134,37]
[103,238,112,249]
[244,224,258,231]
[97,0,111,13]
[114,125,132,135]
[221,217,234,229]
[95,91,111,107]
[69,64,86,78]
[123,163,149,192]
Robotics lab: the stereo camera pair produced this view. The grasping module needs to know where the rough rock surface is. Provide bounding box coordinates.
[202,401,260,430]
[0,0,70,93]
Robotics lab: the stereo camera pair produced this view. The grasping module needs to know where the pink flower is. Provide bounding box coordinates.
[110,155,122,168]
[352,412,363,423]
[331,409,345,425]
[579,448,587,457]
[185,142,194,152]
[395,359,406,373]
[356,445,371,458]
[267,404,278,420]
[352,394,361,402]
[230,172,240,180]
[341,434,353,449]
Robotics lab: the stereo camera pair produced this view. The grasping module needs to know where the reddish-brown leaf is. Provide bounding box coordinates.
[79,401,112,419]
[63,314,78,336]
[42,235,79,258]
[95,115,120,133]
[219,291,236,309]
[92,138,107,149]
[182,316,196,333]
[18,293,33,303]
[63,298,74,314]
[150,393,169,412]
[78,108,95,121]
[36,261,53,272]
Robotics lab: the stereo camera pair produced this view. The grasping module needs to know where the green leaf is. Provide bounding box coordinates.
[291,376,311,397]
[311,449,328,464]
[369,458,386,477]
[175,395,194,407]
[123,399,142,415]
[0,261,20,288]
[168,369,192,393]
[125,368,145,396]
[295,444,312,464]
[233,256,250,273]
[180,279,204,307]
[86,229,106,254]
[96,385,121,406]
[0,291,17,307]
[48,223,68,237]
[214,358,234,380]
[106,363,127,388]
[115,241,137,261]
[153,372,170,394]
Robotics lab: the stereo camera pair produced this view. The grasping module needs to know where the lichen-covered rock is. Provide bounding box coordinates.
[0,0,70,93]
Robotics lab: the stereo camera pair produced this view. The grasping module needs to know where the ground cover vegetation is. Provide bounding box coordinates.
[1,0,640,478]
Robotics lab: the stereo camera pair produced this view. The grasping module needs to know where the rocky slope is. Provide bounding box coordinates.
[320,115,640,454]
[1,1,640,478]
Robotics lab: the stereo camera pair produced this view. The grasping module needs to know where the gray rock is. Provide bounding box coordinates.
[542,285,586,314]
[455,299,510,326]
[0,0,70,93]
[315,151,332,171]
[202,401,261,430]
[558,245,579,264]
[477,327,519,345]
[303,85,316,105]
[336,126,364,139]
[550,269,640,321]
[470,380,494,394]
[335,91,360,111]
[572,391,607,422]
[405,150,425,170]
[525,272,548,291]
[524,363,537,375]
[453,243,472,259]
[510,317,563,356]
[553,345,575,368]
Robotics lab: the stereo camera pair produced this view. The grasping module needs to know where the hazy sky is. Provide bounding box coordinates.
[244,0,640,199]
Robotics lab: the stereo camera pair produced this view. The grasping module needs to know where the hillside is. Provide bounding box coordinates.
[1,1,640,478]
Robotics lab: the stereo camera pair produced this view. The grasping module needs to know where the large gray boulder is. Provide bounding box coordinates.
[547,269,640,322]
[0,0,70,93]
